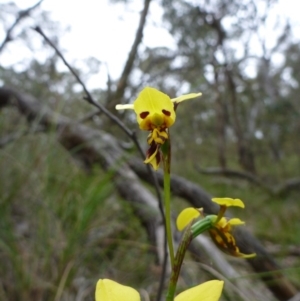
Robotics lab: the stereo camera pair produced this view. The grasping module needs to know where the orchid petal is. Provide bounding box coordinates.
[176,208,201,231]
[134,87,176,130]
[210,217,255,258]
[171,92,202,104]
[95,279,140,301]
[115,104,134,110]
[212,198,245,208]
[175,280,224,301]
[227,218,245,226]
[144,144,160,170]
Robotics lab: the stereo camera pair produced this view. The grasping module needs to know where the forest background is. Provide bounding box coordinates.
[0,0,300,300]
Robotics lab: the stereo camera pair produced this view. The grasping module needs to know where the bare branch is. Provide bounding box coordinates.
[33,26,147,162]
[196,166,300,196]
[0,0,44,54]
[32,25,166,218]
[196,166,273,193]
[275,178,300,196]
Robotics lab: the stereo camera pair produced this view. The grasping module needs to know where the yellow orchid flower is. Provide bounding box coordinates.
[95,278,224,301]
[95,279,140,301]
[176,198,256,259]
[116,87,202,132]
[209,217,256,258]
[116,87,201,170]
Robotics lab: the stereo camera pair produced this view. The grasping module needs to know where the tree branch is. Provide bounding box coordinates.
[0,0,44,54]
[197,166,273,192]
[196,166,300,196]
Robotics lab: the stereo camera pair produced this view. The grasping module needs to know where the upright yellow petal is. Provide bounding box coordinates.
[176,208,201,231]
[171,92,202,104]
[133,87,176,130]
[175,280,224,301]
[95,279,140,301]
[212,198,245,208]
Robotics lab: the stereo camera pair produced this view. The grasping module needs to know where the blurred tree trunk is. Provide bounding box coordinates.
[212,56,227,169]
[204,9,256,173]
[106,0,151,112]
[225,64,256,173]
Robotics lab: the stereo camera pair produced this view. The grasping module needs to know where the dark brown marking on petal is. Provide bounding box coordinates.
[155,149,161,166]
[146,141,158,158]
[140,112,149,119]
[162,109,171,116]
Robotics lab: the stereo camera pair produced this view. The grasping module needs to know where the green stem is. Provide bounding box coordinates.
[191,216,214,238]
[163,158,175,267]
[166,223,192,301]
[161,133,175,268]
[166,217,214,301]
[215,205,226,224]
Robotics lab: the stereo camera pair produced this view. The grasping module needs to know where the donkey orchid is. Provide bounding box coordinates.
[176,198,256,258]
[116,87,201,170]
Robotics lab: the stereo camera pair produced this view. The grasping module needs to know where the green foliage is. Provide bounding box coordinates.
[0,134,156,300]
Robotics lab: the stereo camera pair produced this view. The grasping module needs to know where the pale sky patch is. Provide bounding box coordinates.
[0,0,299,89]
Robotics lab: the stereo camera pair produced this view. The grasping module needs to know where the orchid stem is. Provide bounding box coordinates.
[166,218,214,300]
[162,135,175,268]
[163,164,175,267]
[166,223,192,301]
